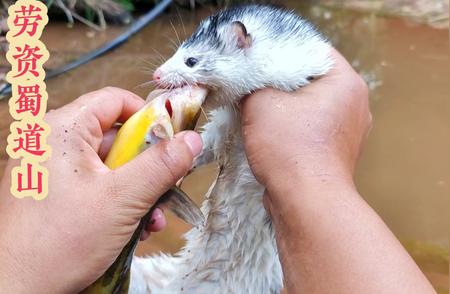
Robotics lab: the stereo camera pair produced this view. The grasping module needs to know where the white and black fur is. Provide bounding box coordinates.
[131,5,332,293]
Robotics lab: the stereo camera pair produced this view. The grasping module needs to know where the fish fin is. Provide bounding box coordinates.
[155,187,204,227]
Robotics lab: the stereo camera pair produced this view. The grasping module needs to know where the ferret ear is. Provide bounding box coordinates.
[229,21,252,49]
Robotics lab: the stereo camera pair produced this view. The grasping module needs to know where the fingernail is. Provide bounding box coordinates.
[183,131,202,156]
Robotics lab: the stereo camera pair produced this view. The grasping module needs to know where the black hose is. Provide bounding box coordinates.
[0,0,172,98]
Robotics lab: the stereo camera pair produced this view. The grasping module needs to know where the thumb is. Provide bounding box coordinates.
[108,131,202,213]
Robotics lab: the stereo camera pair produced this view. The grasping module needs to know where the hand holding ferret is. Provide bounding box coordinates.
[241,48,371,196]
[240,49,434,294]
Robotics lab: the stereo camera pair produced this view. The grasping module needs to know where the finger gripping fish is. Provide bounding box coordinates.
[81,86,208,294]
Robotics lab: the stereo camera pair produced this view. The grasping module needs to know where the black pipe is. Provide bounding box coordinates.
[0,0,172,98]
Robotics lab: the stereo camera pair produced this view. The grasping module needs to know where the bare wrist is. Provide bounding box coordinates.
[265,155,355,199]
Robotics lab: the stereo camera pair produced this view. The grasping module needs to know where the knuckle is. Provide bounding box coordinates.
[105,87,132,102]
[78,88,103,101]
[102,86,141,102]
[102,86,120,93]
[75,109,103,142]
[78,87,120,104]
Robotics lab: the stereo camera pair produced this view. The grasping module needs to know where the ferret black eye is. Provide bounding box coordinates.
[185,57,198,67]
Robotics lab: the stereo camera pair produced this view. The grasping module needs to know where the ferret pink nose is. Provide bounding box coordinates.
[153,69,162,81]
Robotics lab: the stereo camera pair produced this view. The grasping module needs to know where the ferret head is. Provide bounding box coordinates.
[153,15,253,100]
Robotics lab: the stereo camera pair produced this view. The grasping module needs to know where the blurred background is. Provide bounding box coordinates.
[0,0,448,292]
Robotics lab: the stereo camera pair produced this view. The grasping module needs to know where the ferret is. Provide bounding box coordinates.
[131,4,332,294]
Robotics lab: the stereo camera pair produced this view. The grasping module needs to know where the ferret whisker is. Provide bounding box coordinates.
[137,65,149,71]
[180,76,191,90]
[164,35,179,51]
[139,64,157,71]
[141,66,157,73]
[150,48,166,64]
[170,19,182,46]
[142,60,159,68]
[138,57,159,68]
[168,40,179,53]
[169,45,176,53]
[176,8,187,37]
[135,80,156,89]
[140,69,156,75]
[149,53,164,65]
[168,37,177,47]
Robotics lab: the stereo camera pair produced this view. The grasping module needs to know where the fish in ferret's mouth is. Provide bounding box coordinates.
[146,85,208,134]
[105,85,208,169]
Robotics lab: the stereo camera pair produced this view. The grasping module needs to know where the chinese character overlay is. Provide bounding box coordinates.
[17,162,43,193]
[6,0,50,200]
[15,84,42,116]
[13,123,46,156]
[12,44,44,77]
[11,162,48,200]
[13,5,43,37]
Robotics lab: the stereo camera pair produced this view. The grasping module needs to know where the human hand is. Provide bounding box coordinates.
[241,50,435,294]
[241,48,371,195]
[0,87,202,293]
[240,49,434,294]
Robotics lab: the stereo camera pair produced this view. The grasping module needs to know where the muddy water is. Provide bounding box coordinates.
[0,4,448,292]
